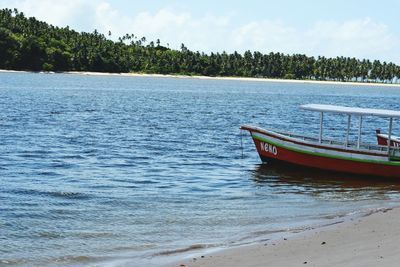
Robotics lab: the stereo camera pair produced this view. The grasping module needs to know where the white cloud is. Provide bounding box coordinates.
[231,18,400,62]
[305,18,398,61]
[4,0,90,27]
[93,4,193,41]
[133,10,191,34]
[91,4,400,63]
[92,5,232,52]
[232,20,300,53]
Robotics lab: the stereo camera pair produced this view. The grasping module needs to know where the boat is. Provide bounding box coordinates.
[240,104,400,178]
[376,129,400,148]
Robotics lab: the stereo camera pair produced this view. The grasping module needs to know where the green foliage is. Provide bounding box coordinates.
[42,62,53,71]
[0,8,400,83]
[0,27,19,68]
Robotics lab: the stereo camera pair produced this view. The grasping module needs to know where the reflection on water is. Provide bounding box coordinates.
[252,163,400,201]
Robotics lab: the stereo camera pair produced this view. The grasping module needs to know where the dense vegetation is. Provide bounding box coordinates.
[1,8,400,83]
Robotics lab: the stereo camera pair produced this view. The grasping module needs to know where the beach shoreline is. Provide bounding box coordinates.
[1,69,400,88]
[166,206,400,267]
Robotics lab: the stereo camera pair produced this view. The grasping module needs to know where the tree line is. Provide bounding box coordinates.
[1,8,400,83]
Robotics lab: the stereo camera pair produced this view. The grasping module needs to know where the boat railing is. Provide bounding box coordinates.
[270,128,395,153]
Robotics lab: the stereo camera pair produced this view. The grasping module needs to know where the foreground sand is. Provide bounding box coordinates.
[168,207,400,267]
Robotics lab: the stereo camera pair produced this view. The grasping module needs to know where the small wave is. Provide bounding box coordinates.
[70,231,115,239]
[17,151,49,159]
[51,162,76,169]
[52,255,93,265]
[156,185,173,189]
[49,191,90,200]
[125,185,139,189]
[318,220,345,228]
[361,207,393,217]
[134,180,159,185]
[36,231,64,239]
[10,188,45,197]
[156,244,214,256]
[49,111,63,115]
[189,186,218,193]
[60,154,86,160]
[109,243,157,252]
[9,188,91,200]
[0,258,28,266]
[112,163,137,168]
[36,171,61,176]
[320,213,349,220]
[246,229,287,238]
[81,148,98,155]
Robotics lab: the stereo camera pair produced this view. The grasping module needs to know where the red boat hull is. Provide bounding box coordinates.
[253,139,399,178]
[242,125,400,178]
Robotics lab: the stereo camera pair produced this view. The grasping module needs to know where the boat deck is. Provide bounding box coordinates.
[280,130,387,151]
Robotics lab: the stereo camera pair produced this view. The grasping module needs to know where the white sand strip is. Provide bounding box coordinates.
[1,69,400,87]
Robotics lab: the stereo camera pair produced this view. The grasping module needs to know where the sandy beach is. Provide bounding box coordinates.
[1,69,400,88]
[66,71,400,88]
[167,207,400,267]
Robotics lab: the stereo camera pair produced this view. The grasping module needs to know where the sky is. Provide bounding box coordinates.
[1,0,400,63]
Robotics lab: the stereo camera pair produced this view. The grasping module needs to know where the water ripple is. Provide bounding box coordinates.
[2,73,400,266]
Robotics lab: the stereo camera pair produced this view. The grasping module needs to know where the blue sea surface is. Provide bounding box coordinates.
[1,72,400,266]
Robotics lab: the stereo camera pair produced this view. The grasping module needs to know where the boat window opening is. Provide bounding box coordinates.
[345,115,351,147]
[388,117,393,153]
[357,116,363,149]
[319,112,324,143]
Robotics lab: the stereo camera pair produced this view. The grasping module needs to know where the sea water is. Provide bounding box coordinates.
[1,72,400,266]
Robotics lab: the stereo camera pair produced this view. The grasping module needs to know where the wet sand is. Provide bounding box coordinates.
[168,207,400,267]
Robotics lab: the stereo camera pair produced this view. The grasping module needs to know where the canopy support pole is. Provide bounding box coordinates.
[357,116,363,148]
[319,112,324,143]
[388,117,393,155]
[345,115,351,147]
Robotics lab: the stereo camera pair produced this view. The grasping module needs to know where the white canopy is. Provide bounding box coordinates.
[301,104,400,118]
